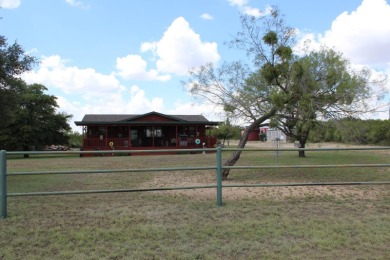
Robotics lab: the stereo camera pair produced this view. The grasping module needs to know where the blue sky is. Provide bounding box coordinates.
[1,0,390,131]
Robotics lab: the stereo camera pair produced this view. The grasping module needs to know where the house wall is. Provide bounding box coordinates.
[247,129,260,141]
[241,129,260,141]
[136,114,173,122]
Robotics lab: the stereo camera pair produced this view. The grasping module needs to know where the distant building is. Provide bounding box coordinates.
[266,128,286,142]
[241,125,286,143]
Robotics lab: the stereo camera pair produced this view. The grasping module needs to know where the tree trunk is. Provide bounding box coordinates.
[298,139,306,157]
[222,109,276,180]
[23,145,29,158]
[222,135,248,180]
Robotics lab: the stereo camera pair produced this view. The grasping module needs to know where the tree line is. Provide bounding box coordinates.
[309,118,390,145]
[212,117,390,147]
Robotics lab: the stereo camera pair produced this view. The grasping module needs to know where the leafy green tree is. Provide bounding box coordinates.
[0,35,72,154]
[0,36,37,129]
[365,120,390,144]
[68,131,83,148]
[269,47,376,157]
[0,83,72,154]
[317,118,390,145]
[212,118,240,145]
[188,8,385,178]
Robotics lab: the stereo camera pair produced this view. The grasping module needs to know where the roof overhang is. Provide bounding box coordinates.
[74,121,220,126]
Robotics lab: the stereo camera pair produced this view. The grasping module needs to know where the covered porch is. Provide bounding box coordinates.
[75,112,220,155]
[82,124,217,151]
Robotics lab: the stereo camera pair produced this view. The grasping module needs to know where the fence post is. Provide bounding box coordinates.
[1,150,7,219]
[216,146,222,207]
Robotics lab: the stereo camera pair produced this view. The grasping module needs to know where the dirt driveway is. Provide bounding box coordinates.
[141,141,388,202]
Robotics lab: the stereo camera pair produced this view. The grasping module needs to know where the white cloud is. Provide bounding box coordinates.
[167,100,224,122]
[200,13,213,20]
[143,17,220,75]
[22,56,169,131]
[227,0,270,18]
[140,42,157,53]
[227,0,247,7]
[115,54,171,81]
[117,17,220,80]
[241,6,262,17]
[295,0,390,120]
[22,55,125,95]
[65,0,89,8]
[0,0,20,9]
[301,0,390,68]
[66,86,165,131]
[294,31,322,55]
[126,85,164,112]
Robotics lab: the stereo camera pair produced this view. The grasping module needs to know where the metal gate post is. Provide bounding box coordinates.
[216,146,222,207]
[1,150,7,218]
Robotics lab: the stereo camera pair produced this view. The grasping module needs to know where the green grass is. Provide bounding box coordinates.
[1,146,390,259]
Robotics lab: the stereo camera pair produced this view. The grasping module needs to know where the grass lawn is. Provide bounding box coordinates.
[1,144,389,259]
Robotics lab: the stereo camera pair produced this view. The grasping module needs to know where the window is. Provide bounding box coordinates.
[154,127,163,138]
[189,127,195,137]
[144,127,163,138]
[131,130,137,140]
[146,127,153,137]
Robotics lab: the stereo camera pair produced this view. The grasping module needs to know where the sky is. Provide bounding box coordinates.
[1,0,390,131]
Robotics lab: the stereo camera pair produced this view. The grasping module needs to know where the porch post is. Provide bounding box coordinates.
[128,126,131,148]
[82,126,86,149]
[175,126,178,147]
[152,126,155,147]
[105,126,108,147]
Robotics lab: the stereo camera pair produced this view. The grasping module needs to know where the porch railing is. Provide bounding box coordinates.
[82,137,218,149]
[83,138,130,149]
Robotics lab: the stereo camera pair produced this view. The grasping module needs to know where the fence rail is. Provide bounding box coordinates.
[2,146,390,219]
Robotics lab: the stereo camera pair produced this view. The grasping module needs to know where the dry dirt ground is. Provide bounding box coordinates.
[142,171,387,202]
[140,141,389,202]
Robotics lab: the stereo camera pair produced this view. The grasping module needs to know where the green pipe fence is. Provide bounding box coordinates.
[1,146,390,219]
[1,150,6,218]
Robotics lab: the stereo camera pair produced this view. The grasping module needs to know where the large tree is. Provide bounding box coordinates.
[0,83,72,153]
[188,9,383,179]
[0,35,72,154]
[188,10,301,179]
[268,47,378,157]
[0,36,37,129]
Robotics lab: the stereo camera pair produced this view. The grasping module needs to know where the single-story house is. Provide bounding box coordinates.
[74,111,219,154]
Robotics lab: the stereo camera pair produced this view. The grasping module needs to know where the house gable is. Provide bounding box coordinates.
[123,112,182,123]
